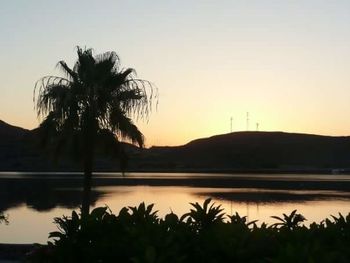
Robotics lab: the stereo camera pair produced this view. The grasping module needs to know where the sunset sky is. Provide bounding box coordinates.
[1,1,350,146]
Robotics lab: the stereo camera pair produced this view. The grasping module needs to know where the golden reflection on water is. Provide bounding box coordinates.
[1,185,350,244]
[95,186,350,225]
[94,186,204,217]
[0,206,68,244]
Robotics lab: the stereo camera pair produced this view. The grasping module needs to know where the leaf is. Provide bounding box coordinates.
[271,216,284,222]
[90,206,108,219]
[49,231,64,239]
[72,210,79,222]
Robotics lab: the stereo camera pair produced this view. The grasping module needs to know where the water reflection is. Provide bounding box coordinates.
[1,173,350,213]
[1,173,350,243]
[0,178,104,213]
[197,189,350,204]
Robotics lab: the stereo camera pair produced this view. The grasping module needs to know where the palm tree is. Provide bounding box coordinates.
[34,47,156,217]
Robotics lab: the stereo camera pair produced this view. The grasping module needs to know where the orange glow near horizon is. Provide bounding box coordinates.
[1,1,350,147]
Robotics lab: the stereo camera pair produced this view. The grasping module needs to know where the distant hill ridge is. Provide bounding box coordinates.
[1,120,350,172]
[186,131,350,145]
[0,120,28,138]
[139,132,350,172]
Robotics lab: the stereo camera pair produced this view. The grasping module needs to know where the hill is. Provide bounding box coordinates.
[1,120,350,172]
[0,120,32,171]
[0,120,134,171]
[0,120,28,138]
[133,132,350,172]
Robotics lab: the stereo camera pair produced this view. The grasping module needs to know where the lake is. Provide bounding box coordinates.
[1,172,350,244]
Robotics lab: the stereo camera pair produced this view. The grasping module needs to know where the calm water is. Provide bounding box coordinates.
[1,172,350,244]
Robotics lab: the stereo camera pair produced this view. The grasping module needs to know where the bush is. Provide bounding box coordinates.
[28,199,350,263]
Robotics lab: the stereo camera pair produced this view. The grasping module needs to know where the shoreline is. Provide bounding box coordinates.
[2,168,350,174]
[1,172,350,191]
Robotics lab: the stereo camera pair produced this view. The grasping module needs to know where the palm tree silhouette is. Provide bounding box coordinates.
[34,47,155,217]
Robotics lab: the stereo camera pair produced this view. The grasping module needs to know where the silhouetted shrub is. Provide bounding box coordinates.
[28,199,350,263]
[0,212,8,225]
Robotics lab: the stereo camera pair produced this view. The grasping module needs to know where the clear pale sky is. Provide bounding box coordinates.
[1,0,350,146]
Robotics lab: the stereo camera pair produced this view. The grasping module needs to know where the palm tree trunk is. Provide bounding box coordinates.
[82,153,93,218]
[81,116,96,219]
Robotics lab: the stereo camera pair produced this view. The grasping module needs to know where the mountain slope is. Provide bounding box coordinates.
[0,120,28,138]
[0,120,30,171]
[1,120,350,172]
[138,132,350,171]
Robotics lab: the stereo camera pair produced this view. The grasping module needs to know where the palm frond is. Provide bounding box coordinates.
[109,108,144,147]
[56,61,78,82]
[34,46,156,162]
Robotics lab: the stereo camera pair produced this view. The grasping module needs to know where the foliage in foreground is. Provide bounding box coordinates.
[29,199,350,263]
[0,212,8,225]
